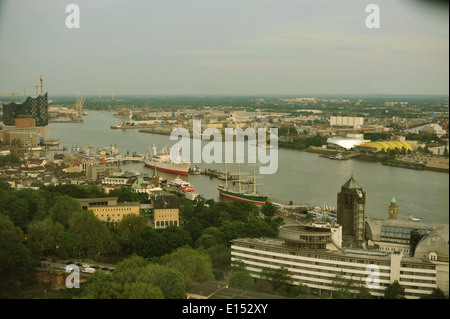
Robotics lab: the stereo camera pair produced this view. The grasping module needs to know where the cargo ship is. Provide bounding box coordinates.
[217,164,268,205]
[144,144,190,175]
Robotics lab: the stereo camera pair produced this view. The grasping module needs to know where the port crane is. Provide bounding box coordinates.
[0,92,20,102]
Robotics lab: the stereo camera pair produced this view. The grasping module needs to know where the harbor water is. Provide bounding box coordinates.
[49,111,449,224]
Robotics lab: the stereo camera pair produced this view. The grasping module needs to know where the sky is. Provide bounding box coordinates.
[0,0,448,96]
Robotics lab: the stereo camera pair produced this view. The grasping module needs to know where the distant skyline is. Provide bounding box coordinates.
[0,0,448,96]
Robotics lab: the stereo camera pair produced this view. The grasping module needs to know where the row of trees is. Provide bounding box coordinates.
[278,134,328,150]
[78,249,214,299]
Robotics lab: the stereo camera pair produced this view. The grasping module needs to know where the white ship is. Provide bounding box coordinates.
[144,144,190,175]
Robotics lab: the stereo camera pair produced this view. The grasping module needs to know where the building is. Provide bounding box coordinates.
[231,226,439,299]
[86,164,121,181]
[76,197,140,224]
[231,177,448,298]
[330,116,364,128]
[2,92,49,145]
[327,136,363,150]
[337,175,366,247]
[152,195,180,229]
[365,197,449,296]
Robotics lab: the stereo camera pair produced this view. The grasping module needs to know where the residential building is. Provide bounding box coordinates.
[152,195,180,229]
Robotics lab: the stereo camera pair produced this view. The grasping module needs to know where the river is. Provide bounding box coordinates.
[48,111,449,224]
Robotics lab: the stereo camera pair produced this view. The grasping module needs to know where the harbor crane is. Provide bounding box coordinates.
[0,92,20,102]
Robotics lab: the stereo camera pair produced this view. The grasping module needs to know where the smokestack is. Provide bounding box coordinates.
[40,75,43,95]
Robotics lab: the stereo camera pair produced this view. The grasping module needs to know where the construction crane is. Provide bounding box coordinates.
[0,92,20,102]
[84,144,94,160]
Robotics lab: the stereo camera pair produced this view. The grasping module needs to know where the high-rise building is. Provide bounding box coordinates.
[3,93,49,127]
[337,175,366,246]
[2,92,49,145]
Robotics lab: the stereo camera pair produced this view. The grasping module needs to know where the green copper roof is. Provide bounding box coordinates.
[391,196,396,203]
[342,175,362,189]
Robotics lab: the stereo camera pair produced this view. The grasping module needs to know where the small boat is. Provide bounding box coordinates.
[329,154,344,160]
[168,176,195,193]
[409,215,421,222]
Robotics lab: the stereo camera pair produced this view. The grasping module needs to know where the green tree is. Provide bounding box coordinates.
[67,210,116,258]
[0,194,30,231]
[55,231,78,259]
[421,287,447,299]
[78,272,122,299]
[262,202,278,217]
[132,227,166,258]
[383,280,406,299]
[27,217,65,255]
[115,214,148,250]
[183,216,204,242]
[229,260,254,291]
[161,225,192,253]
[158,268,186,299]
[50,195,82,228]
[120,282,164,299]
[0,215,37,297]
[160,247,214,290]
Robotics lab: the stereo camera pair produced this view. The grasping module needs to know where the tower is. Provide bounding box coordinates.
[337,175,366,247]
[388,196,398,220]
[152,166,159,187]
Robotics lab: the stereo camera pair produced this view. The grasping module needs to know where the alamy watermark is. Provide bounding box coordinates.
[169,120,279,174]
[65,264,80,289]
[365,264,380,289]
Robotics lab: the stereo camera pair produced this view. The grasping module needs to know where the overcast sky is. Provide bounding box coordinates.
[0,0,448,96]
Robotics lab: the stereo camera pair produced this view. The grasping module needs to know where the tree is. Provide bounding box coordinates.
[55,231,78,259]
[158,268,186,299]
[160,225,192,253]
[115,214,148,250]
[50,195,82,228]
[67,210,116,258]
[0,215,37,297]
[421,287,447,299]
[132,227,166,258]
[78,272,122,299]
[27,217,65,255]
[260,266,293,291]
[383,280,406,299]
[262,202,278,217]
[229,260,254,291]
[121,282,164,299]
[183,216,204,243]
[160,247,214,290]
[0,194,30,231]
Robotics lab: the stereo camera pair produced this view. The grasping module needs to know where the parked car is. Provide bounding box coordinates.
[82,267,96,274]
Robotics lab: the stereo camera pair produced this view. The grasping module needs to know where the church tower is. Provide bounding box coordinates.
[388,196,398,220]
[337,175,366,247]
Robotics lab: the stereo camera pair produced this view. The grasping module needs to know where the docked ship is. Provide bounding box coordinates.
[144,144,190,175]
[168,176,195,193]
[217,163,268,205]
